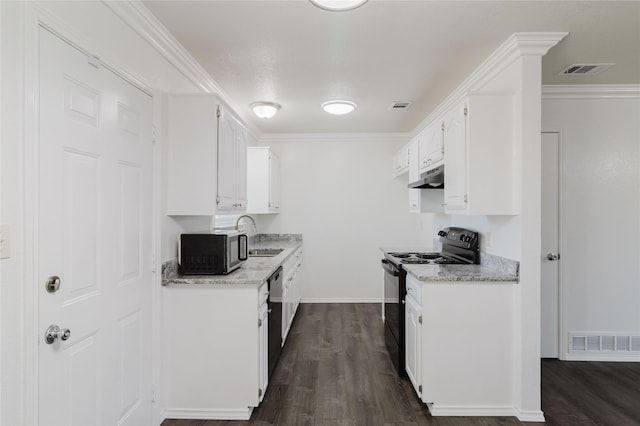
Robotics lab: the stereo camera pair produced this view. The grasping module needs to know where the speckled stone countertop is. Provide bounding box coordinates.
[162,234,303,287]
[380,247,519,283]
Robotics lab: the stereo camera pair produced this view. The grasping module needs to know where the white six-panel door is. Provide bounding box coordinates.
[38,28,153,425]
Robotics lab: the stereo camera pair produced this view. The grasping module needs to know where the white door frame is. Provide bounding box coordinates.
[541,131,567,360]
[22,5,163,424]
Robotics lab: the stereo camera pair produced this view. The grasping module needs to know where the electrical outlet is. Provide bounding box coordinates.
[0,225,10,259]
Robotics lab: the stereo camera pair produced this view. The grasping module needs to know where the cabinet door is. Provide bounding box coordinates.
[235,123,248,210]
[269,153,281,211]
[443,103,468,210]
[427,122,444,166]
[418,130,431,172]
[217,108,237,210]
[258,303,269,402]
[405,296,422,397]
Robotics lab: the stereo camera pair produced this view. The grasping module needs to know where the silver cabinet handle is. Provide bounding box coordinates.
[547,253,560,261]
[44,325,71,344]
[401,300,406,304]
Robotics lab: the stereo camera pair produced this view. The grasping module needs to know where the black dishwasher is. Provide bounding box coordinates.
[267,266,283,378]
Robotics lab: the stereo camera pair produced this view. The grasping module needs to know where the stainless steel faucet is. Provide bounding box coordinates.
[235,214,257,233]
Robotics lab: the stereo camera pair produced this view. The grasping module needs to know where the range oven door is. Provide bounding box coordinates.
[382,258,406,376]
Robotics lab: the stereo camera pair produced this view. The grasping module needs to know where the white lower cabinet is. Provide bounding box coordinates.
[405,293,422,396]
[162,282,269,420]
[282,247,303,343]
[258,299,269,403]
[405,274,516,415]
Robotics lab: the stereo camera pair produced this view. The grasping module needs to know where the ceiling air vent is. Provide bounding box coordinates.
[559,63,615,76]
[390,102,412,110]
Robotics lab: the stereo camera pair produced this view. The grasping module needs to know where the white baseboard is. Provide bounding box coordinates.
[428,404,518,417]
[517,409,546,422]
[563,353,640,362]
[301,298,381,303]
[163,407,253,420]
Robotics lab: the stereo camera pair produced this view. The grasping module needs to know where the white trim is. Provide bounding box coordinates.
[163,407,253,421]
[259,132,410,144]
[411,32,567,138]
[517,409,546,422]
[301,298,382,304]
[542,84,640,99]
[102,0,260,141]
[563,354,640,362]
[428,404,518,418]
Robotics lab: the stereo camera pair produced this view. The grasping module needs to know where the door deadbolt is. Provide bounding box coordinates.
[44,325,71,344]
[46,276,61,293]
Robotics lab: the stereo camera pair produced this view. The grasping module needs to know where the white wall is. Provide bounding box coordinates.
[252,137,422,302]
[0,2,200,424]
[542,89,640,357]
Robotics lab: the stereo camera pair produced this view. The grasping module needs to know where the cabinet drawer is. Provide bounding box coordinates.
[258,282,269,306]
[405,276,422,304]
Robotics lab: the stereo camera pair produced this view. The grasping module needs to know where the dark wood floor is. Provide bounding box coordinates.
[162,304,640,426]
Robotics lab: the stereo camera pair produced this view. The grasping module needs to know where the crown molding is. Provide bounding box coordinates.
[103,0,260,137]
[259,132,411,144]
[411,32,568,137]
[542,84,640,99]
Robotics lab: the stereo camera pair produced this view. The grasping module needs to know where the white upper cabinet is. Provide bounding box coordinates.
[442,102,468,210]
[217,107,247,212]
[247,147,281,214]
[166,94,247,215]
[443,93,516,215]
[409,133,445,214]
[393,142,410,177]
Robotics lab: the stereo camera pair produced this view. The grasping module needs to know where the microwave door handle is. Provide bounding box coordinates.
[239,234,248,261]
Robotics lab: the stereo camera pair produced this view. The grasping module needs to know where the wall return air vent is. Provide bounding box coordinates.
[559,63,615,76]
[569,333,640,355]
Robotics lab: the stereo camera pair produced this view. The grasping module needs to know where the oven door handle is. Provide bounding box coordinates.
[381,259,400,277]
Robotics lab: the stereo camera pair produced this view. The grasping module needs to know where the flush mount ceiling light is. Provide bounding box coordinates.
[321,100,357,115]
[250,102,281,119]
[310,0,368,11]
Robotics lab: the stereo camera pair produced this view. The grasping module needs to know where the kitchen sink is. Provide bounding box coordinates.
[248,248,284,257]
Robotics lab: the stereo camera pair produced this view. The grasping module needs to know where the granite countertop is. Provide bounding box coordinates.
[162,234,303,287]
[380,247,519,283]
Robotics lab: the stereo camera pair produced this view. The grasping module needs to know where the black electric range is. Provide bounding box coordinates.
[382,227,480,376]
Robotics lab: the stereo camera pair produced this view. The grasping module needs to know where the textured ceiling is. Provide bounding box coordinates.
[143,0,640,134]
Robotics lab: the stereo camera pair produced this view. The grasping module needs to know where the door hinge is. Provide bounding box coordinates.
[217,105,221,118]
[464,106,468,116]
[418,385,422,394]
[258,318,262,327]
[441,121,445,132]
[152,125,157,144]
[151,385,157,403]
[259,388,263,397]
[418,315,423,324]
[464,194,468,203]
[216,194,220,204]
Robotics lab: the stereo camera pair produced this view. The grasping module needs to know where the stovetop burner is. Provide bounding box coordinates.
[387,252,468,265]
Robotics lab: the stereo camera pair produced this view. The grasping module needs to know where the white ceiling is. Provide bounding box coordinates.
[143,0,640,134]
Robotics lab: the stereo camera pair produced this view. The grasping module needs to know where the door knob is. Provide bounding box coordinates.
[547,253,560,261]
[44,324,71,344]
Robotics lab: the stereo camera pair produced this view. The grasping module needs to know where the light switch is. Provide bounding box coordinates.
[0,225,10,259]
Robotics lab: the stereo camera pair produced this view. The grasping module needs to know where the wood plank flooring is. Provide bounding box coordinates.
[162,304,640,426]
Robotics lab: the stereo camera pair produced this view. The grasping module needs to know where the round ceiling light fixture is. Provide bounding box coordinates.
[321,100,358,115]
[310,0,368,12]
[250,102,281,119]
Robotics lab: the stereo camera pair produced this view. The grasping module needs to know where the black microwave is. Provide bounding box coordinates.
[178,230,248,275]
